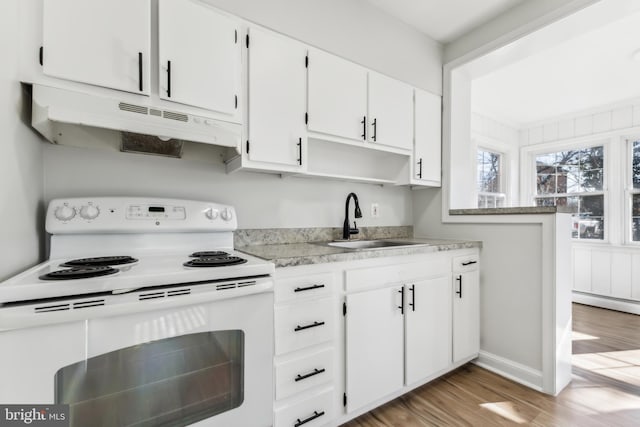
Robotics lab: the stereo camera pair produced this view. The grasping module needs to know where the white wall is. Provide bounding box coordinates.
[202,0,442,94]
[0,0,44,281]
[43,144,412,229]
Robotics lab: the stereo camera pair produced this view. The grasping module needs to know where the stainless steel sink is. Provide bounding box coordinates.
[320,240,423,250]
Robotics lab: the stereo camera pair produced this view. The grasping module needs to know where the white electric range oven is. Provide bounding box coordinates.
[0,197,274,427]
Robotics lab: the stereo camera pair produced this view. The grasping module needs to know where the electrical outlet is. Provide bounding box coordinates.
[371,203,379,218]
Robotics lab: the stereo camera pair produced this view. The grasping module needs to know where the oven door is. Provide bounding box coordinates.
[0,288,273,427]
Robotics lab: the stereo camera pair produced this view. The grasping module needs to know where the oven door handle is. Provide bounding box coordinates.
[294,321,325,332]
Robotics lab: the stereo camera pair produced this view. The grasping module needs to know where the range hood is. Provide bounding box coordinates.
[31,84,241,151]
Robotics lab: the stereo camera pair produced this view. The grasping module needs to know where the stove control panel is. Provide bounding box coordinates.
[46,197,238,234]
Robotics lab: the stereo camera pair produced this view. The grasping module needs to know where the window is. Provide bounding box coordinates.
[631,140,640,241]
[477,149,506,208]
[535,146,605,240]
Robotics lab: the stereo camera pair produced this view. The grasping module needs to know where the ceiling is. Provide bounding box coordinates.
[365,0,525,43]
[471,4,640,126]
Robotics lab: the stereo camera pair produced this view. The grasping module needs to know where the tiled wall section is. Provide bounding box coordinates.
[520,102,640,145]
[471,112,519,145]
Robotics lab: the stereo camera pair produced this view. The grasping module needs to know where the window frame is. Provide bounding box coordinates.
[523,139,609,243]
[626,138,640,245]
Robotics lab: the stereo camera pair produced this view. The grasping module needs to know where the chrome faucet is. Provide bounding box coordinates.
[343,192,363,240]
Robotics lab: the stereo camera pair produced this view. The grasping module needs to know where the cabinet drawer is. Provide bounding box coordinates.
[275,388,334,427]
[275,297,334,355]
[453,254,479,272]
[275,273,334,303]
[275,348,333,400]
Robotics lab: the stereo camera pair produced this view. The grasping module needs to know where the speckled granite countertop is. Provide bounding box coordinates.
[237,238,481,268]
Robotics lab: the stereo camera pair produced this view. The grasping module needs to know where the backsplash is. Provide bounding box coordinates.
[234,226,413,247]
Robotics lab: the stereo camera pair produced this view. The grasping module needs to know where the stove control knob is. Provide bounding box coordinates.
[79,205,100,220]
[205,208,219,220]
[221,208,233,222]
[54,205,76,222]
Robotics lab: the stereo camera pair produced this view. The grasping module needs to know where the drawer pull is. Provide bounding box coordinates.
[294,284,325,293]
[294,367,326,382]
[294,410,325,427]
[294,321,325,332]
[462,260,477,266]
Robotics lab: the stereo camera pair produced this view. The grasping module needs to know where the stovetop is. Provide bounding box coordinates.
[0,250,273,304]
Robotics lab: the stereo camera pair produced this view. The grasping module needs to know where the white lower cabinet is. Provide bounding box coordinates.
[345,286,404,412]
[274,270,337,427]
[405,276,452,385]
[344,256,453,413]
[452,254,481,363]
[274,387,335,427]
[273,248,480,426]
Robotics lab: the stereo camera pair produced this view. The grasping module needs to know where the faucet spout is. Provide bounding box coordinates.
[343,193,363,240]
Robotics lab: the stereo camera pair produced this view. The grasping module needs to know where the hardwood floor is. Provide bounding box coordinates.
[342,303,640,426]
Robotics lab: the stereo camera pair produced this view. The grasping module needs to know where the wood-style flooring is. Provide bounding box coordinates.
[342,303,640,426]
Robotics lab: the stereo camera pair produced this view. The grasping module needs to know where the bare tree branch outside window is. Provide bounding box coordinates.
[535,146,604,240]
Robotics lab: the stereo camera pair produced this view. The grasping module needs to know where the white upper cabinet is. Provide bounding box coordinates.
[159,0,239,114]
[307,49,368,142]
[413,89,442,186]
[368,73,413,151]
[246,27,306,170]
[42,0,151,95]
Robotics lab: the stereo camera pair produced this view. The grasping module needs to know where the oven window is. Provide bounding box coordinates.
[55,330,244,427]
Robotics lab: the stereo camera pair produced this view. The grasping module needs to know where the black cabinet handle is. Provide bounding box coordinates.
[417,158,423,179]
[294,284,324,293]
[166,60,172,97]
[295,368,325,382]
[409,284,415,312]
[398,287,404,314]
[294,411,325,427]
[456,275,462,299]
[462,260,477,266]
[138,52,143,92]
[372,118,377,142]
[361,116,366,140]
[297,137,302,165]
[294,321,325,332]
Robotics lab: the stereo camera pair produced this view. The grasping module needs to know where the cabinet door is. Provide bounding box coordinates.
[452,270,480,363]
[414,89,442,185]
[307,49,367,141]
[368,73,413,150]
[159,0,239,114]
[42,0,151,95]
[247,27,306,168]
[405,277,452,385]
[345,286,403,413]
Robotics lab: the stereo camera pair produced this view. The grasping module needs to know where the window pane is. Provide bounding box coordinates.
[633,141,640,189]
[535,197,556,207]
[477,149,501,193]
[574,194,604,240]
[536,146,603,195]
[537,174,556,194]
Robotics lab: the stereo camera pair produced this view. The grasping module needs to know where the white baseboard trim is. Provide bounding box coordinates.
[573,291,640,315]
[474,351,543,392]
